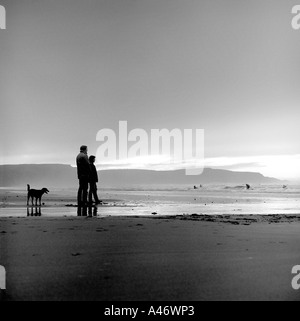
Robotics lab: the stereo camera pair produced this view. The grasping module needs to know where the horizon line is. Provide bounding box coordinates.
[0,162,291,182]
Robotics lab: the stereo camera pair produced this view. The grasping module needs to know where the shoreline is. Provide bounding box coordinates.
[1,209,300,222]
[2,185,300,216]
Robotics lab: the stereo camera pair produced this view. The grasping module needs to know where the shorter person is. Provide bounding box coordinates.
[88,155,101,205]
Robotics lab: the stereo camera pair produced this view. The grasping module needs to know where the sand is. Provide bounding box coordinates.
[1,187,300,301]
[1,214,300,301]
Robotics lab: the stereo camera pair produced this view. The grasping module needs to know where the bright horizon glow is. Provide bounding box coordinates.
[1,153,299,182]
[92,154,300,181]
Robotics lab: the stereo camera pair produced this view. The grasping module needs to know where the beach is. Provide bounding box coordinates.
[1,186,300,301]
[2,0,300,304]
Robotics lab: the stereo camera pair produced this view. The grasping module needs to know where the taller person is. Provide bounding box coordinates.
[76,145,91,206]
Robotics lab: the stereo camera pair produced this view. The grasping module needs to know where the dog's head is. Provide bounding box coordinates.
[42,188,49,194]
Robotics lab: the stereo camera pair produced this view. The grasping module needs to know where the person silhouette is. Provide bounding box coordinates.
[88,155,101,205]
[76,145,91,206]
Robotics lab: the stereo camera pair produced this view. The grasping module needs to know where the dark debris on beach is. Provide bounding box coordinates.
[158,213,300,226]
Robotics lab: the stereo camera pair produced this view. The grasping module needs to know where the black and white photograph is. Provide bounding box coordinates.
[1,0,300,303]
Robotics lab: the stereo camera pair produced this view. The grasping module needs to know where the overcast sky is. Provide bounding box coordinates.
[0,0,299,180]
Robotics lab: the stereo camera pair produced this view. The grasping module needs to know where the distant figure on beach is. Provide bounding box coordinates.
[194,185,202,189]
[246,184,251,190]
[88,155,101,205]
[76,145,91,206]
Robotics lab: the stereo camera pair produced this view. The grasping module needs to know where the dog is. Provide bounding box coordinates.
[27,184,49,206]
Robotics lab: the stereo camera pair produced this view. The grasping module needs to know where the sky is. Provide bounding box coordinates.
[0,0,300,180]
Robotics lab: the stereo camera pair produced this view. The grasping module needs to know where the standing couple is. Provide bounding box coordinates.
[76,145,101,206]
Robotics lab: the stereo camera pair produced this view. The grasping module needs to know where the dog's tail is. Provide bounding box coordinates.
[27,184,30,191]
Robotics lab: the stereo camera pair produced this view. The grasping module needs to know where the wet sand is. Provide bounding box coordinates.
[1,214,300,301]
[1,185,300,216]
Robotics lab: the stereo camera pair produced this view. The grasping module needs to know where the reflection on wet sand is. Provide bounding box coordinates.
[26,205,98,217]
[77,206,98,217]
[27,206,42,216]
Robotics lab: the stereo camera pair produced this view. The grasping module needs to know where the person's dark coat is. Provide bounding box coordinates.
[76,152,91,179]
[89,163,98,183]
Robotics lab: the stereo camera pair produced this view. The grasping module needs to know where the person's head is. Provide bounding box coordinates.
[89,155,96,163]
[80,145,88,154]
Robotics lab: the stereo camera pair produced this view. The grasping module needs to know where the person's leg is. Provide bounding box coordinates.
[88,182,98,203]
[88,182,93,204]
[77,180,83,205]
[82,178,89,205]
[82,206,88,216]
[92,183,100,203]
